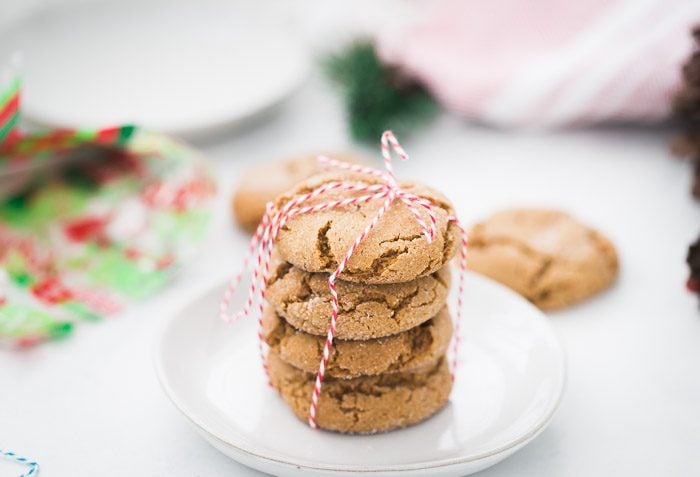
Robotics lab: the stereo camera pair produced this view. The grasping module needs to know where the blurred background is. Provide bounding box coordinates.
[1,0,699,476]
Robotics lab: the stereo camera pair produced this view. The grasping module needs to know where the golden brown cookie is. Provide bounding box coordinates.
[274,172,460,284]
[232,153,366,233]
[266,258,450,340]
[267,351,452,433]
[263,306,452,379]
[468,209,618,310]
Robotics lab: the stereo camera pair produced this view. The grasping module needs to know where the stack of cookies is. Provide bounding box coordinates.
[262,172,461,433]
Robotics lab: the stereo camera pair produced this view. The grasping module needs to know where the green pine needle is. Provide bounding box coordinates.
[324,41,439,143]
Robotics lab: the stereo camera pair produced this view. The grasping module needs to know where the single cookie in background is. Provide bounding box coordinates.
[274,172,461,284]
[266,258,450,340]
[232,152,367,233]
[267,350,452,433]
[262,306,452,379]
[468,209,618,310]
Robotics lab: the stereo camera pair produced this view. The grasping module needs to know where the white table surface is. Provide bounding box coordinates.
[2,4,700,476]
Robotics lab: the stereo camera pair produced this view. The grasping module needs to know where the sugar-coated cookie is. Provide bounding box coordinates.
[274,172,461,284]
[267,351,452,433]
[266,258,450,340]
[232,153,366,232]
[468,209,618,309]
[263,306,452,379]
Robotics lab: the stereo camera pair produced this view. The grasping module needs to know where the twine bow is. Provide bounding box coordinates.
[220,131,467,429]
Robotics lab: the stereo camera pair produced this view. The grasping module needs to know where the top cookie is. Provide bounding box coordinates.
[468,209,618,309]
[232,152,365,232]
[274,172,460,284]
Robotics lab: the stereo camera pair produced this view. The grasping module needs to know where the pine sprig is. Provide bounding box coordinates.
[324,41,438,143]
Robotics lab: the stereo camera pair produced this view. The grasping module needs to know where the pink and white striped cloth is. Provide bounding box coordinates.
[378,0,700,127]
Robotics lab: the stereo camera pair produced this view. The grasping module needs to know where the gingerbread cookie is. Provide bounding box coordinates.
[267,351,452,433]
[266,258,450,339]
[232,153,366,232]
[468,209,618,309]
[274,172,460,284]
[263,306,452,379]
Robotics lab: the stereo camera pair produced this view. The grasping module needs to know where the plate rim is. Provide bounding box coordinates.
[153,273,567,474]
[3,0,310,138]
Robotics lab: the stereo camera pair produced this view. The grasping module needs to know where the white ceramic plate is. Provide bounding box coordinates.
[0,0,309,138]
[154,273,566,476]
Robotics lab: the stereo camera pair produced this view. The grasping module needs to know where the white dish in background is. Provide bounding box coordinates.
[154,273,566,476]
[0,0,309,138]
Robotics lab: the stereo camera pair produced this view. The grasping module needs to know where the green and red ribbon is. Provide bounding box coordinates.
[0,67,215,350]
[0,75,135,161]
[0,74,137,347]
[0,76,20,145]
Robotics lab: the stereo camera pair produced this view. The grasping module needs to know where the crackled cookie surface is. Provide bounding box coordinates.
[266,257,450,339]
[232,153,366,232]
[267,351,452,433]
[274,172,460,284]
[263,306,452,379]
[468,209,618,309]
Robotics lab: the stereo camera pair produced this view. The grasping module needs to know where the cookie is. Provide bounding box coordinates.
[232,153,366,232]
[267,350,452,433]
[266,258,450,339]
[274,172,460,284]
[468,209,618,309]
[263,306,452,379]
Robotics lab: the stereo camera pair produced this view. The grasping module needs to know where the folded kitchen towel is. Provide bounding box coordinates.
[378,0,700,127]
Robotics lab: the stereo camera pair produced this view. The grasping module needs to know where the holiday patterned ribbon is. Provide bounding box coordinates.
[220,131,468,429]
[0,76,216,347]
[1,448,39,477]
[0,75,20,145]
[1,125,135,157]
[0,129,215,347]
[0,71,134,169]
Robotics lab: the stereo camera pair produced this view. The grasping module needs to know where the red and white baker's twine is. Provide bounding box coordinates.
[220,131,468,429]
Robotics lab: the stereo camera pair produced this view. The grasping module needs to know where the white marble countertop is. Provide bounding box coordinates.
[2,2,700,476]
